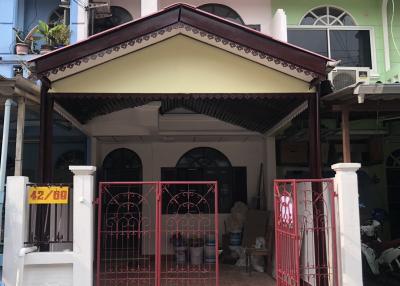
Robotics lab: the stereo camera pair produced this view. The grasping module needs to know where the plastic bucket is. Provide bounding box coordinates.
[204,245,216,263]
[174,246,187,264]
[229,231,242,246]
[190,246,204,265]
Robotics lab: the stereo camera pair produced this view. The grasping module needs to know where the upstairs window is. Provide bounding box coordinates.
[90,6,133,35]
[288,6,373,69]
[198,4,245,25]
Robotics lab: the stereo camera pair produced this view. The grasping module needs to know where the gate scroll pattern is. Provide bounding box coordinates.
[274,179,339,286]
[96,181,219,286]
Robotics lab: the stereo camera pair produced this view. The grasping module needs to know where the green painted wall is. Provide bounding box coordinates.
[272,0,386,80]
[387,0,400,82]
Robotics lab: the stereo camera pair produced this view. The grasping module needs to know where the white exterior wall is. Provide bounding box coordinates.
[2,167,96,286]
[98,139,264,251]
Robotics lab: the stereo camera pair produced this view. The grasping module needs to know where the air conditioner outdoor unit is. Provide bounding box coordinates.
[328,67,370,91]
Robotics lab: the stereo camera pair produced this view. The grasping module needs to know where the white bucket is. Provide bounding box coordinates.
[204,245,216,263]
[174,246,187,264]
[190,246,204,265]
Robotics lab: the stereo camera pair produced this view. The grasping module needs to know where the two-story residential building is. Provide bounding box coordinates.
[0,1,400,286]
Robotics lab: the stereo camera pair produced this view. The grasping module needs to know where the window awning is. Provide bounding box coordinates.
[322,83,400,112]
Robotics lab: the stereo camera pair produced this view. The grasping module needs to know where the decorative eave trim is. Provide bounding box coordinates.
[42,23,320,83]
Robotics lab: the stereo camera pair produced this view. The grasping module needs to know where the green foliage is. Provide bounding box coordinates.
[49,24,71,46]
[35,20,71,47]
[13,26,39,44]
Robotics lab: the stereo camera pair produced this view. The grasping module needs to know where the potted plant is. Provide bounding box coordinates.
[35,21,70,54]
[170,233,187,264]
[49,23,70,48]
[189,236,204,265]
[13,26,37,55]
[35,20,53,54]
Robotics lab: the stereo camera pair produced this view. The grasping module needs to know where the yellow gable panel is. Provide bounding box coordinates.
[51,35,312,93]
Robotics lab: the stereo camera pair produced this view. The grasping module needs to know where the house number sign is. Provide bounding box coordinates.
[28,186,69,204]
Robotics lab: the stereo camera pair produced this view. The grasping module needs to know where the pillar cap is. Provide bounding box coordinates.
[69,166,96,175]
[331,163,361,172]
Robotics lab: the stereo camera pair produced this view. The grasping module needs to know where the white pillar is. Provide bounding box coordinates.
[272,9,287,42]
[141,0,158,17]
[15,97,25,176]
[265,136,276,211]
[69,166,96,286]
[70,1,89,43]
[332,163,362,286]
[2,176,29,286]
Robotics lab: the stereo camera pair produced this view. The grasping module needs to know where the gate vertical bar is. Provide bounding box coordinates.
[96,182,103,286]
[156,181,161,286]
[291,180,300,285]
[330,182,339,286]
[214,181,219,286]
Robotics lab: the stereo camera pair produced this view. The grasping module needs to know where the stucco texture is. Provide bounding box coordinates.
[273,0,385,80]
[51,35,312,94]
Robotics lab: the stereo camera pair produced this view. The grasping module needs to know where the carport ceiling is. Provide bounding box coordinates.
[53,93,308,133]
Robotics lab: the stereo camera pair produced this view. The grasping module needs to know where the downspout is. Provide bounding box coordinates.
[382,0,391,72]
[0,99,14,235]
[16,246,38,286]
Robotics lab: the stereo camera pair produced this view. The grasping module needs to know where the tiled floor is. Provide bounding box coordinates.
[220,265,276,286]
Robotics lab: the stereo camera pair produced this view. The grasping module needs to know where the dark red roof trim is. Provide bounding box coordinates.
[30,3,332,77]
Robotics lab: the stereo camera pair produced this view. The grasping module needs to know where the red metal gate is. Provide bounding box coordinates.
[274,179,338,286]
[96,181,219,286]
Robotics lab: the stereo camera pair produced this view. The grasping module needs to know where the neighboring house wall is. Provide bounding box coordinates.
[274,0,385,80]
[23,0,59,32]
[387,0,400,82]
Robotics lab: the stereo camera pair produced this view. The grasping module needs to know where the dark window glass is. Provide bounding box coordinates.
[198,4,245,25]
[91,6,133,35]
[330,30,372,68]
[161,148,247,214]
[177,147,232,168]
[313,7,328,17]
[300,13,317,25]
[287,29,329,57]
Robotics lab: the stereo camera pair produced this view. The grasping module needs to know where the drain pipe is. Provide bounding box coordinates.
[0,99,14,235]
[16,246,38,286]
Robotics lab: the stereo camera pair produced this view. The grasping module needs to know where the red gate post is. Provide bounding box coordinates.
[274,179,338,286]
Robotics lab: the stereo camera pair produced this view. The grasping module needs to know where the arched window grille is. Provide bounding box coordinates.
[198,4,245,25]
[288,6,373,69]
[176,147,232,168]
[300,6,356,26]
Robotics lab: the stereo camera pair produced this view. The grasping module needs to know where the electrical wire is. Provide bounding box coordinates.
[391,0,400,58]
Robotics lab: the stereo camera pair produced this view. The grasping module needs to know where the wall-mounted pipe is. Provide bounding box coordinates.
[0,99,14,237]
[382,0,391,72]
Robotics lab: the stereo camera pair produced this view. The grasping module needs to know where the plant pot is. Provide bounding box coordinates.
[15,43,29,55]
[204,245,216,263]
[229,231,242,246]
[40,44,53,55]
[174,246,187,264]
[190,246,203,265]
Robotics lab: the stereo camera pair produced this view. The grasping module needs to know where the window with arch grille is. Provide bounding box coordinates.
[90,6,133,35]
[301,6,355,26]
[198,4,245,25]
[288,6,373,69]
[161,147,247,213]
[198,4,260,31]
